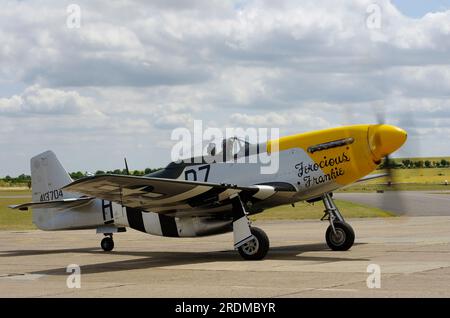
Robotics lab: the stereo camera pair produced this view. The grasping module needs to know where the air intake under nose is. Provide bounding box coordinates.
[368,124,407,162]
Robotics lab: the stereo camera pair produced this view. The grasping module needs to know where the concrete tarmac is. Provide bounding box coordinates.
[1,216,450,297]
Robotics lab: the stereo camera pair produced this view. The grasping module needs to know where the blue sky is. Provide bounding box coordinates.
[393,0,450,17]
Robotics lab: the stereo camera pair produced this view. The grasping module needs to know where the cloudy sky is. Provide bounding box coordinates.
[1,0,450,176]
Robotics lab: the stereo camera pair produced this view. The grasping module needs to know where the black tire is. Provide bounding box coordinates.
[325,221,355,251]
[101,237,114,252]
[238,227,270,260]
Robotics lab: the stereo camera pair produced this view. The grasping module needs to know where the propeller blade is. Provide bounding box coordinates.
[124,158,130,175]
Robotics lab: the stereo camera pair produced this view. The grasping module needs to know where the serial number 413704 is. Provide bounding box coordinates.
[40,189,64,202]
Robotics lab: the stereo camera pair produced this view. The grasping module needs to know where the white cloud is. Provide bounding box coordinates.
[154,113,195,129]
[78,23,143,51]
[230,111,330,130]
[0,85,95,115]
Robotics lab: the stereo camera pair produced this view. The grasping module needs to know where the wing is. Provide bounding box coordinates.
[62,174,294,215]
[9,197,95,211]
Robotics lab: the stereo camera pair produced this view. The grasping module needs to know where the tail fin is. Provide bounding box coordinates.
[31,150,73,202]
[25,151,105,231]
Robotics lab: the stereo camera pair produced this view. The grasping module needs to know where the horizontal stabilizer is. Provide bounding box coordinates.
[9,197,94,211]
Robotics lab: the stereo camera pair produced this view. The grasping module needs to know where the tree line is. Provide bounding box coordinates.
[0,168,162,187]
[380,158,450,169]
[69,168,161,179]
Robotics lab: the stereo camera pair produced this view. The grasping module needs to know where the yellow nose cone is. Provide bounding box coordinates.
[368,124,407,162]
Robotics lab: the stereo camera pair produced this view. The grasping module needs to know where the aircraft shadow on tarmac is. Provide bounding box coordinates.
[0,243,368,276]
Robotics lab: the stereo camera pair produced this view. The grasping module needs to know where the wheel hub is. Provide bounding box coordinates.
[241,237,259,255]
[331,228,346,245]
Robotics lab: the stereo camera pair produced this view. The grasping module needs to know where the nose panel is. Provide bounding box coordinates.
[368,124,407,162]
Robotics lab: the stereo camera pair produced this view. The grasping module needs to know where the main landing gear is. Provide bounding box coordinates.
[101,233,114,252]
[237,227,270,260]
[321,193,355,251]
[231,195,270,260]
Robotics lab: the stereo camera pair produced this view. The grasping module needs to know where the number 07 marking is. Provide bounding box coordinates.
[185,165,210,182]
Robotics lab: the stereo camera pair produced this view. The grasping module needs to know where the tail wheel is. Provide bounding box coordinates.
[101,237,114,252]
[238,227,270,260]
[326,221,355,251]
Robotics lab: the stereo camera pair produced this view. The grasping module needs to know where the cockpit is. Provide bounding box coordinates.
[206,137,257,162]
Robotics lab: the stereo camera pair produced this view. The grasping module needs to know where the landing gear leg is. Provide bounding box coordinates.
[321,193,355,251]
[101,233,114,252]
[230,195,269,260]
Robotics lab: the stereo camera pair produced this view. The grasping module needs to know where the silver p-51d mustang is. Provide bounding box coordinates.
[10,124,407,260]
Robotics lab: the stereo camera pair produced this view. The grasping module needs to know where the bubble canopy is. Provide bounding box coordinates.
[174,136,262,164]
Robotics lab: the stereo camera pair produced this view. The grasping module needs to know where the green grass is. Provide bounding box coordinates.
[251,199,393,221]
[0,189,32,196]
[339,168,450,192]
[0,189,34,230]
[340,183,450,192]
[0,197,35,230]
[373,168,450,184]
